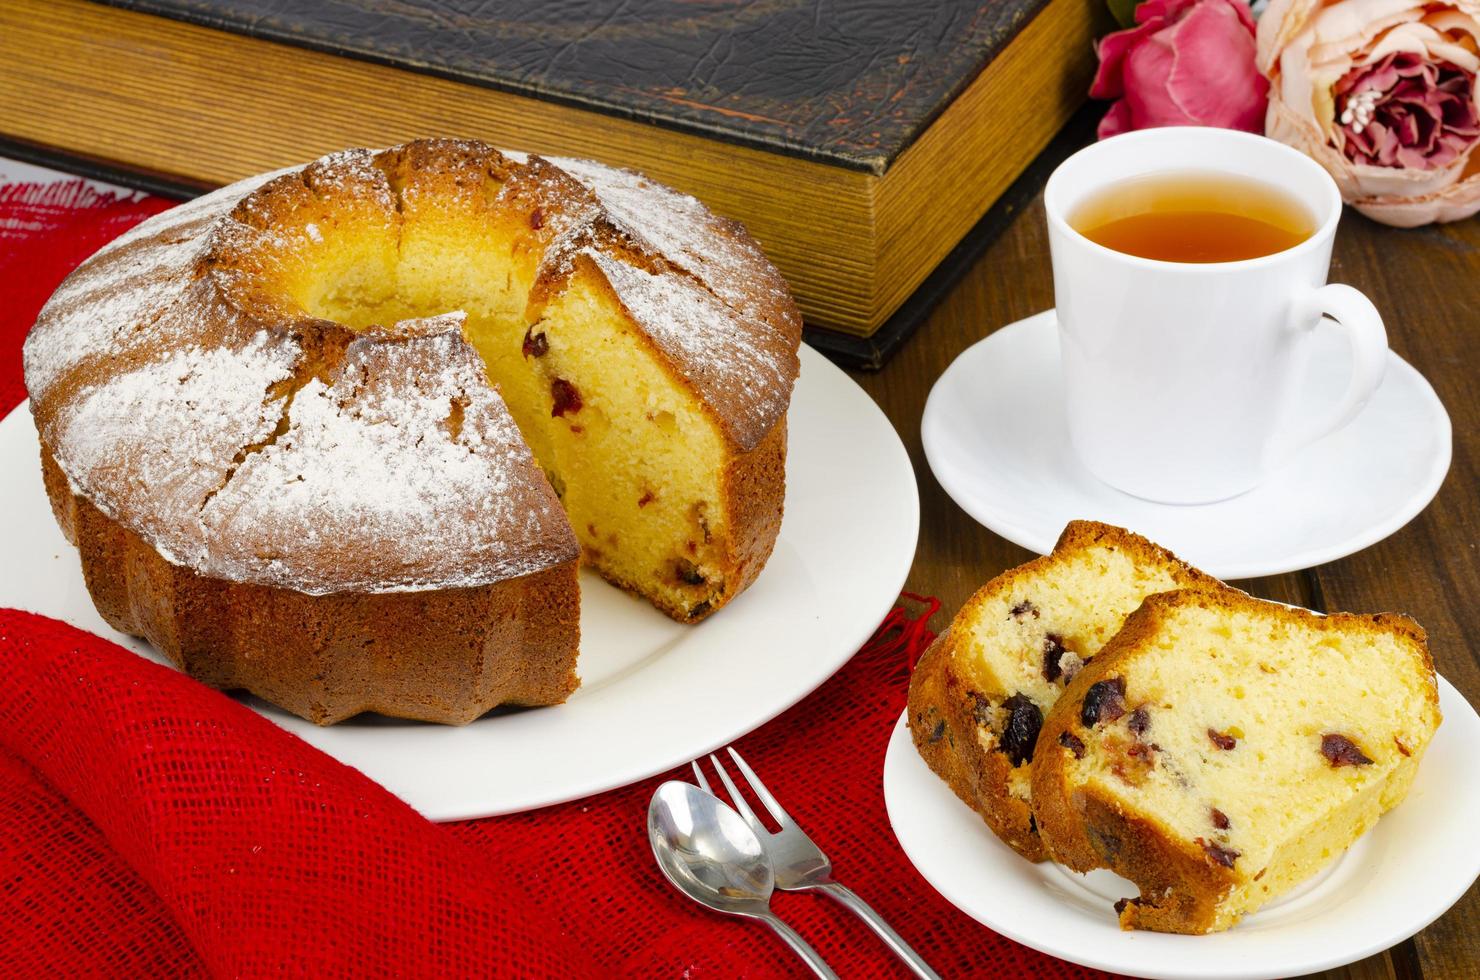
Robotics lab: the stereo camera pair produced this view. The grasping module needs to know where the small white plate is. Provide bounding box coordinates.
[921,310,1451,579]
[0,344,919,820]
[883,675,1480,980]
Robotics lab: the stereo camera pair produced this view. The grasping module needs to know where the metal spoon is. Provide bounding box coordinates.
[648,781,838,979]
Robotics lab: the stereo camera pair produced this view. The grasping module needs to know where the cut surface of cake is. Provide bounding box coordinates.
[22,138,801,724]
[907,521,1219,860]
[1031,589,1440,934]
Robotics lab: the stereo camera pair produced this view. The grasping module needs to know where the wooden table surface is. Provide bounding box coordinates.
[848,190,1478,979]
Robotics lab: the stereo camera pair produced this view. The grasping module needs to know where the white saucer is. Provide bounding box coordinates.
[921,310,1451,578]
[883,674,1480,979]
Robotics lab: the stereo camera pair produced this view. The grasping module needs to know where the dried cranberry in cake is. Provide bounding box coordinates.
[968,690,992,727]
[1208,728,1237,750]
[550,378,582,417]
[1126,741,1157,760]
[1043,635,1092,686]
[999,693,1043,767]
[1081,677,1127,727]
[1210,807,1231,830]
[1059,731,1086,758]
[1127,706,1151,738]
[1105,734,1157,785]
[1320,733,1374,767]
[674,558,706,586]
[521,326,549,358]
[1010,599,1039,620]
[528,206,544,230]
[1198,838,1240,868]
[1042,633,1069,682]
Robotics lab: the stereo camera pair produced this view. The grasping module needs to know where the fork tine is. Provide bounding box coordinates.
[727,747,794,826]
[690,760,712,794]
[709,753,768,838]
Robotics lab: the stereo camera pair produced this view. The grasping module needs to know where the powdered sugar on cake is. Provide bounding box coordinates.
[551,156,795,325]
[201,326,575,594]
[583,249,794,448]
[23,239,202,401]
[53,330,300,567]
[24,143,797,595]
[28,180,577,594]
[23,171,287,401]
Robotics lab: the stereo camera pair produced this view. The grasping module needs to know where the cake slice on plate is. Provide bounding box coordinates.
[1032,588,1441,933]
[907,521,1219,860]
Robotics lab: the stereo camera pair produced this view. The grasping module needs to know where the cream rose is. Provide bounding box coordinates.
[1258,0,1480,226]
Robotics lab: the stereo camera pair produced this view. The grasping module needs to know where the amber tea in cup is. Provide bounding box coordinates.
[1047,129,1388,503]
[1069,172,1315,263]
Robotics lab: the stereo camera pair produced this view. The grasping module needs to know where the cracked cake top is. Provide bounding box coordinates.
[22,140,800,594]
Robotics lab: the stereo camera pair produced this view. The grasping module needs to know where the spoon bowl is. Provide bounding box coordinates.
[648,780,838,979]
[648,781,775,916]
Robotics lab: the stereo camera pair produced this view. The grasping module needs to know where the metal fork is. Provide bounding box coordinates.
[695,747,941,980]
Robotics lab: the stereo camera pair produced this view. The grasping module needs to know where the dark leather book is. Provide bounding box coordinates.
[0,0,1104,361]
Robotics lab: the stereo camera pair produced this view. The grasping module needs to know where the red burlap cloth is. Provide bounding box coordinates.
[0,178,1107,977]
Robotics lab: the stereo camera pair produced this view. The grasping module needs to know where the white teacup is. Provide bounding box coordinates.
[1044,127,1388,504]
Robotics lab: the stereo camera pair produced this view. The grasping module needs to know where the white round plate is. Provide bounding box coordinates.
[921,310,1451,579]
[883,675,1480,980]
[0,344,918,820]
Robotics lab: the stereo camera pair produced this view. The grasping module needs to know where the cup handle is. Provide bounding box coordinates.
[1276,283,1388,460]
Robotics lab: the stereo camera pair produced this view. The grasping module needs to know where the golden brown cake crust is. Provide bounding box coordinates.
[909,624,1048,860]
[24,138,798,597]
[714,417,787,614]
[1030,588,1436,934]
[907,521,1222,862]
[41,442,581,726]
[23,138,800,722]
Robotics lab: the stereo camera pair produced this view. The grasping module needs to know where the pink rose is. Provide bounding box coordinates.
[1092,0,1269,139]
[1259,0,1480,226]
[1337,52,1479,169]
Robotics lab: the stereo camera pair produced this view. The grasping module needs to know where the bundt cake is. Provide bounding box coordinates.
[23,138,802,725]
[1032,589,1440,934]
[907,521,1219,860]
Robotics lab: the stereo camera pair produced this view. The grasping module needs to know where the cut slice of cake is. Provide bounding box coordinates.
[1031,589,1441,934]
[907,521,1220,860]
